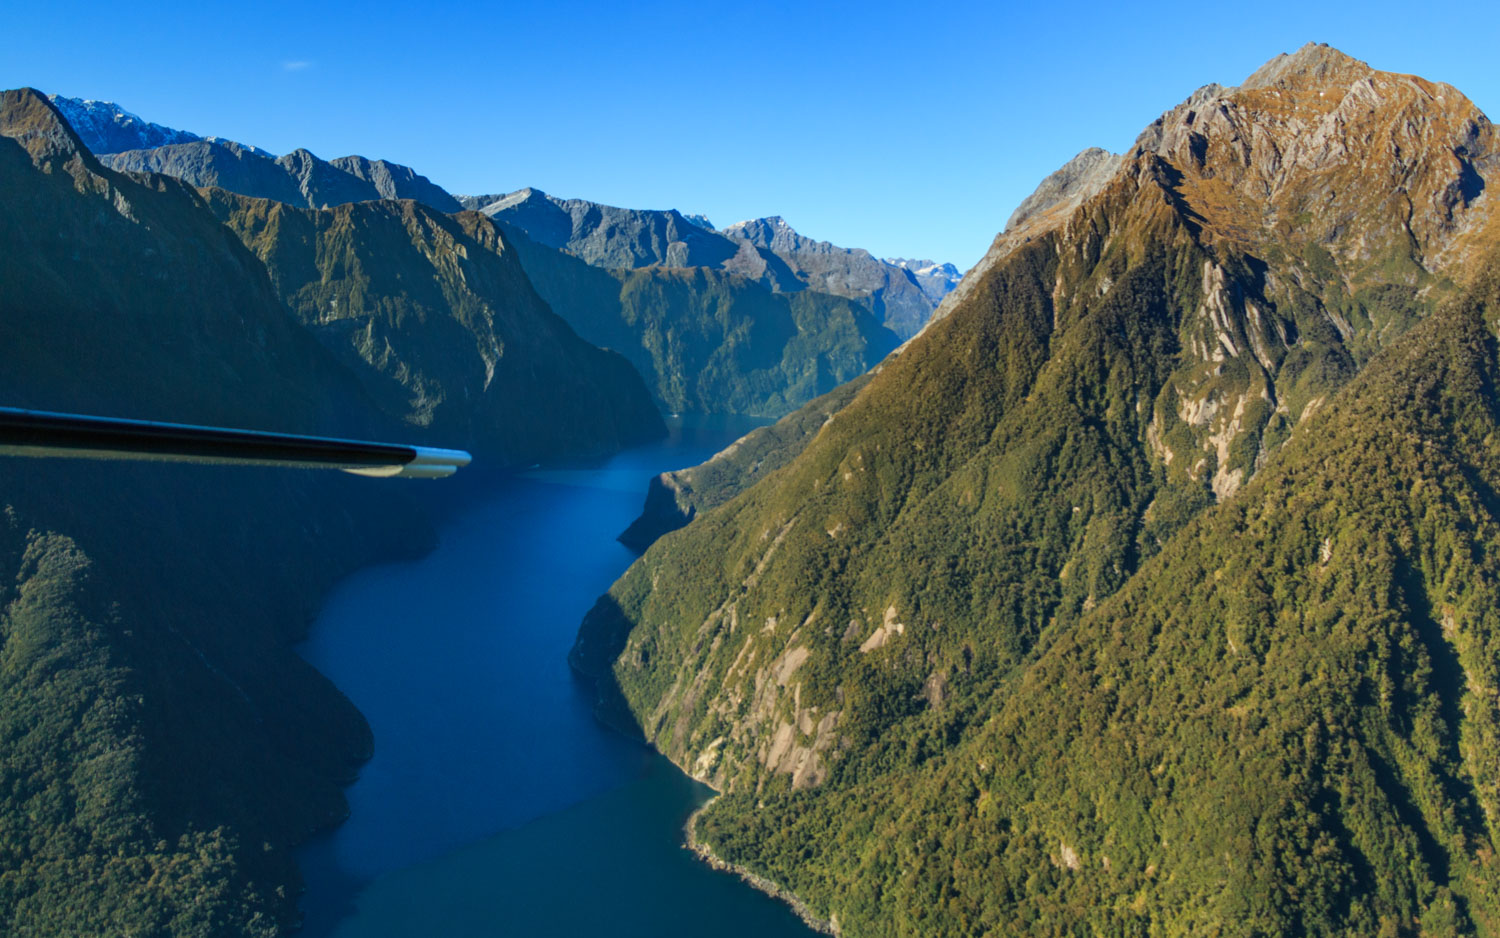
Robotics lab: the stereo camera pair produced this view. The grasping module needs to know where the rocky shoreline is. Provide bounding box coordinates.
[682,796,840,936]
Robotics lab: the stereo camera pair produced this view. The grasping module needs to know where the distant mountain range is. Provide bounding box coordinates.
[465,188,957,339]
[49,96,931,414]
[50,93,958,345]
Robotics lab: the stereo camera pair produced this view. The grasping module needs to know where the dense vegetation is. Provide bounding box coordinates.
[206,191,665,465]
[620,374,873,550]
[696,283,1500,936]
[574,48,1500,937]
[0,87,434,936]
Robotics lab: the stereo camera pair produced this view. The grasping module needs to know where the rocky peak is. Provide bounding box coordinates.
[2,89,93,169]
[1238,41,1372,93]
[723,215,797,247]
[1125,43,1494,267]
[930,45,1500,503]
[1004,147,1122,232]
[45,94,202,155]
[329,155,461,212]
[274,148,380,208]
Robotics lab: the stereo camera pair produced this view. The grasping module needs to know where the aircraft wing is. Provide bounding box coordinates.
[0,407,471,479]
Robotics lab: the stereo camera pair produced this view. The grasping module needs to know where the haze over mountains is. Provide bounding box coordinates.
[573,43,1500,936]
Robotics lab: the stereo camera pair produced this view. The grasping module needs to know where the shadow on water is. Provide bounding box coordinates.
[293,415,816,937]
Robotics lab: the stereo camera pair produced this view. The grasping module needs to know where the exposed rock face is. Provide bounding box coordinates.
[722,217,951,339]
[476,187,747,271]
[573,46,1500,937]
[929,42,1499,502]
[98,142,461,212]
[488,221,899,417]
[1004,147,1123,233]
[932,146,1122,326]
[886,257,963,305]
[330,154,462,211]
[46,94,210,155]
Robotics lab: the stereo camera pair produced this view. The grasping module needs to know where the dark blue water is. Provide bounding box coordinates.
[295,417,818,937]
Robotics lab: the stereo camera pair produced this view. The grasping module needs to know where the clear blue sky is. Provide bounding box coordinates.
[6,0,1497,269]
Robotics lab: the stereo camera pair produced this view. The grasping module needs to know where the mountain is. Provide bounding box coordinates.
[0,86,428,936]
[722,216,953,339]
[885,257,963,306]
[468,189,957,339]
[572,45,1500,936]
[618,374,873,551]
[0,86,657,935]
[204,190,664,463]
[48,94,209,154]
[493,221,900,416]
[468,187,762,272]
[42,93,926,412]
[329,154,462,210]
[44,95,902,418]
[101,142,463,212]
[49,96,462,214]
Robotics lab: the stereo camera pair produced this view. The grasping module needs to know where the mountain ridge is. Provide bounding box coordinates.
[467,187,957,339]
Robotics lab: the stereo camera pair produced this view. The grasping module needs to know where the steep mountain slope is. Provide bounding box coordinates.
[573,46,1500,936]
[886,257,963,307]
[619,374,873,551]
[0,87,428,936]
[204,191,663,464]
[61,107,899,418]
[1,92,379,432]
[493,221,900,416]
[47,94,212,155]
[468,187,761,273]
[329,154,462,210]
[0,85,659,936]
[695,272,1500,938]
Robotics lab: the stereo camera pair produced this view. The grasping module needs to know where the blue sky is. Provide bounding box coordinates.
[6,1,1498,268]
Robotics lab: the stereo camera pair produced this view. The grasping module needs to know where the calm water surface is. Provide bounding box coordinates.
[296,417,818,937]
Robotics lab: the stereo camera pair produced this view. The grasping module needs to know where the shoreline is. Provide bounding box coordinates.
[682,795,839,936]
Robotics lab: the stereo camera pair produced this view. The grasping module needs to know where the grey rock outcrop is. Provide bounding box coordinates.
[1003,146,1123,233]
[47,95,204,155]
[721,216,949,340]
[474,187,745,270]
[99,142,460,213]
[329,155,462,211]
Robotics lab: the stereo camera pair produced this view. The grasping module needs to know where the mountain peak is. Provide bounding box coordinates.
[1240,41,1372,92]
[45,94,223,156]
[3,88,93,169]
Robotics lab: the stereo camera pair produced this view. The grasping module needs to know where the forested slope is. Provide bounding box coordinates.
[573,45,1500,936]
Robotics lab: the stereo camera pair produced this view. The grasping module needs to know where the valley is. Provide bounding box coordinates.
[2,30,1499,938]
